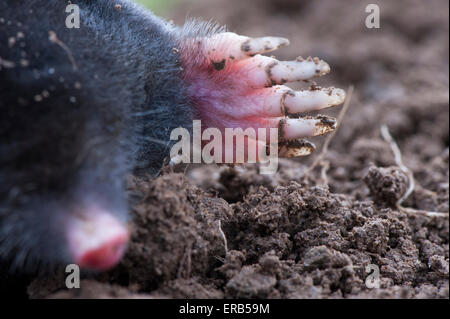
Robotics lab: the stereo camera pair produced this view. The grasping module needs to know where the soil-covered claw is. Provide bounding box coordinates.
[278,139,316,157]
[240,36,290,57]
[203,32,290,62]
[283,87,345,115]
[239,55,331,87]
[251,85,346,117]
[276,115,337,141]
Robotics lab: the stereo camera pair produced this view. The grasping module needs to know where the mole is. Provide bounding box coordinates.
[0,0,345,272]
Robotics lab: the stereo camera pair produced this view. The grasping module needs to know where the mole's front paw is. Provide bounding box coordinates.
[179,31,345,162]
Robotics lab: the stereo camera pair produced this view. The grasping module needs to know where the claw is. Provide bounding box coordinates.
[239,55,331,87]
[204,32,290,62]
[278,139,316,157]
[252,85,346,117]
[240,36,290,56]
[284,87,346,115]
[279,116,337,140]
[220,132,316,163]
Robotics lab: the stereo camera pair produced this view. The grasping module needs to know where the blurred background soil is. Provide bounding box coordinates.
[27,0,449,298]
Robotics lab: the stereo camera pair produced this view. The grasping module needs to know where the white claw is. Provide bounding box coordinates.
[284,87,346,114]
[241,36,290,56]
[259,86,346,116]
[281,116,337,140]
[270,59,330,83]
[204,33,290,62]
[242,55,331,87]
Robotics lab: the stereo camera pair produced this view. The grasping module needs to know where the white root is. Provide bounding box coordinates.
[217,220,228,257]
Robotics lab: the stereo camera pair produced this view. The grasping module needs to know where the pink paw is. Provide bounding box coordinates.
[179,32,345,162]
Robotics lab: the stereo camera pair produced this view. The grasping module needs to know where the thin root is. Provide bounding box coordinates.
[399,206,448,218]
[217,220,228,257]
[320,160,330,185]
[177,243,192,279]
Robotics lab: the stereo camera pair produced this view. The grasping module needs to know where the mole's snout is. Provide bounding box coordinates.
[66,208,129,271]
[77,233,128,271]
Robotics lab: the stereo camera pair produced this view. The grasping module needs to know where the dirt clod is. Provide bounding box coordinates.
[363,166,409,207]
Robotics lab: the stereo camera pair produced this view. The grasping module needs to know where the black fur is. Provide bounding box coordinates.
[0,0,221,272]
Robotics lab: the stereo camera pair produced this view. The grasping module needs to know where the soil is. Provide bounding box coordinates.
[17,0,450,298]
